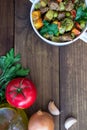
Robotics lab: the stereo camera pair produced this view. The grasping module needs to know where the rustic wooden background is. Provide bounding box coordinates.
[0,0,87,130]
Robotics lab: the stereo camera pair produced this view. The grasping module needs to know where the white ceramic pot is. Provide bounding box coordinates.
[30,0,87,46]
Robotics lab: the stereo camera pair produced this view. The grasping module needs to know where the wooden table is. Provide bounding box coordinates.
[0,0,87,130]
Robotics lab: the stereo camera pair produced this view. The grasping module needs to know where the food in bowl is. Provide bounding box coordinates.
[32,0,87,42]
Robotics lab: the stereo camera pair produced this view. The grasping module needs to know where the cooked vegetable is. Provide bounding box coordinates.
[28,110,54,130]
[65,12,71,17]
[59,26,66,34]
[59,2,65,11]
[0,48,29,103]
[32,10,41,21]
[45,10,54,21]
[58,22,61,28]
[74,0,79,3]
[57,0,62,2]
[71,9,76,18]
[75,22,81,29]
[72,28,81,36]
[34,3,41,10]
[80,20,86,29]
[32,0,86,42]
[62,18,74,32]
[34,18,43,29]
[53,11,58,18]
[5,78,37,109]
[40,0,47,7]
[71,32,75,38]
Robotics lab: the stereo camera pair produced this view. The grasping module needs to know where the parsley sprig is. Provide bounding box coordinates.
[75,6,87,21]
[0,48,30,103]
[40,20,59,36]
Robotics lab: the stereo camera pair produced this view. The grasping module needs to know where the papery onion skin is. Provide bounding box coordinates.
[28,110,54,130]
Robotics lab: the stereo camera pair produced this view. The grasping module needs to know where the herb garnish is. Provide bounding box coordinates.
[75,6,87,21]
[40,20,59,36]
[0,48,30,103]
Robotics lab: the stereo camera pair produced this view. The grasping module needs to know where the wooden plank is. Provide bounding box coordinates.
[0,0,14,55]
[60,41,87,130]
[15,0,59,129]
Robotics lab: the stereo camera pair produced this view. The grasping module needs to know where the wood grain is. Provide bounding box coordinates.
[15,0,59,130]
[0,0,14,55]
[1,0,87,130]
[60,41,87,130]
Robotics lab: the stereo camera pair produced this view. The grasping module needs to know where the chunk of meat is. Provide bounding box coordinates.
[57,12,65,20]
[40,7,49,14]
[48,1,60,11]
[51,33,73,42]
[65,1,74,11]
[58,33,73,41]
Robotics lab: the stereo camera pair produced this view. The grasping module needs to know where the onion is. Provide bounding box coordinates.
[28,110,54,130]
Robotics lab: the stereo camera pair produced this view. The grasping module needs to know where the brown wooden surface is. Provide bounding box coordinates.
[60,42,87,130]
[0,0,14,55]
[0,0,87,130]
[15,1,59,129]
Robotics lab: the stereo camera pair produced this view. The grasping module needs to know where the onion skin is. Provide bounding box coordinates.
[28,110,54,130]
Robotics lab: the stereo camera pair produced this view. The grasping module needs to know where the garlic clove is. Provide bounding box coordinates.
[64,117,77,130]
[48,101,60,116]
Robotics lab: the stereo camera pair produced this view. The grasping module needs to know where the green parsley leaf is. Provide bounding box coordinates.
[40,20,59,36]
[0,48,30,103]
[75,6,87,21]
